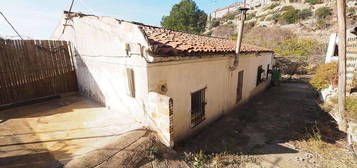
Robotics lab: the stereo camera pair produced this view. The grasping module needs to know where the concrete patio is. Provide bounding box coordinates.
[0,95,144,167]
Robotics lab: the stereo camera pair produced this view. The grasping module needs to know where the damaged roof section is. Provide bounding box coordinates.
[63,11,273,57]
[135,23,273,56]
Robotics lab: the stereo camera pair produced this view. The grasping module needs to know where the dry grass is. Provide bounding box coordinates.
[183,151,263,168]
[295,126,356,168]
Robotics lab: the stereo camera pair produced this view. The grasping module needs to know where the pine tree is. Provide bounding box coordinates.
[161,0,207,34]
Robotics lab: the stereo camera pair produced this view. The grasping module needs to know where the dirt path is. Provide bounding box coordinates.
[176,82,356,168]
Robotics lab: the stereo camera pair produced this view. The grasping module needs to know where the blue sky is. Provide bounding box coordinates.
[0,0,239,39]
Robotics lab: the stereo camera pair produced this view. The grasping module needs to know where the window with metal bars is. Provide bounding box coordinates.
[191,88,206,128]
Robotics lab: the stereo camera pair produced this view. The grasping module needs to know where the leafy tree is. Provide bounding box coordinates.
[161,0,207,34]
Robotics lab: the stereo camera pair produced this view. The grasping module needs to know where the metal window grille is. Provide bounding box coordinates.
[191,88,206,128]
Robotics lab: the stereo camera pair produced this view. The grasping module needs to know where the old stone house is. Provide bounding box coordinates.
[51,11,274,147]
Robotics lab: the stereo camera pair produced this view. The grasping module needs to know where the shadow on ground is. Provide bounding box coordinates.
[175,82,345,157]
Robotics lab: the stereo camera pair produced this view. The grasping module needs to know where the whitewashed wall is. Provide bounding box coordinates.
[147,53,273,143]
[51,15,151,124]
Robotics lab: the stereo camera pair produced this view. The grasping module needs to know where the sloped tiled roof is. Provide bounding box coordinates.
[62,11,273,56]
[134,23,273,56]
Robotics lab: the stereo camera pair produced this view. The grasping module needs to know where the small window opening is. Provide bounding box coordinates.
[191,88,206,128]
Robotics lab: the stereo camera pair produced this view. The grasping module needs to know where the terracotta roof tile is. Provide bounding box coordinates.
[134,23,273,56]
[63,11,273,56]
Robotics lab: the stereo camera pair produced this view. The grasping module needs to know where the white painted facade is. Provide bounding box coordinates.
[51,13,274,146]
[148,53,273,141]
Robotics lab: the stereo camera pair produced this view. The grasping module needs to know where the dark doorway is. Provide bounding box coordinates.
[237,71,244,103]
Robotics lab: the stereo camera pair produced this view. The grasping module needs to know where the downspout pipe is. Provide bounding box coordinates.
[229,7,249,71]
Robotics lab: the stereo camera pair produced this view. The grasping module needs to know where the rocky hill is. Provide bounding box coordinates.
[206,1,357,45]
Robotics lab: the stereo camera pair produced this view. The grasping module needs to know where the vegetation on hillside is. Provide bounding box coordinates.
[305,0,323,5]
[279,6,300,24]
[315,6,332,19]
[309,62,338,91]
[273,38,322,58]
[242,27,295,49]
[161,0,207,34]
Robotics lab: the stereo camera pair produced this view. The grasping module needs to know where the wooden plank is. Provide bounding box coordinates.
[0,40,10,104]
[4,40,17,102]
[0,39,78,105]
[49,40,60,94]
[67,41,78,91]
[16,40,28,100]
[59,40,70,92]
[23,40,36,99]
[42,40,54,96]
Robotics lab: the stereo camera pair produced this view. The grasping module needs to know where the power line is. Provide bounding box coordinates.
[0,11,23,40]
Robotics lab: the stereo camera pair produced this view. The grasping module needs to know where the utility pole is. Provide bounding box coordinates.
[336,0,347,132]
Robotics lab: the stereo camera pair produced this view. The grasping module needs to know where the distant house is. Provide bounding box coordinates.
[52,11,274,147]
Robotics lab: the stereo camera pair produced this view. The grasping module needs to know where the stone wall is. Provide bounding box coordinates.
[146,92,174,147]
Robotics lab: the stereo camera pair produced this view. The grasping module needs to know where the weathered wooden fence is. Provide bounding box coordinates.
[0,40,77,106]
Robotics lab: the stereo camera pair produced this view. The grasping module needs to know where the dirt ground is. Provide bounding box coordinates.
[1,83,356,168]
[0,95,143,167]
[174,82,357,168]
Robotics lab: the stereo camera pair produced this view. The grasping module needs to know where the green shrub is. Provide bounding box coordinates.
[271,13,281,23]
[305,0,323,5]
[222,13,236,20]
[324,96,357,120]
[298,9,313,20]
[273,38,321,57]
[315,7,332,19]
[280,6,295,12]
[246,13,256,20]
[230,33,237,40]
[309,62,338,91]
[210,18,220,28]
[267,3,280,10]
[316,18,328,29]
[279,8,299,24]
[346,96,357,120]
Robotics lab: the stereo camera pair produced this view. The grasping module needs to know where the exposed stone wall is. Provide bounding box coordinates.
[347,32,357,90]
[146,92,174,147]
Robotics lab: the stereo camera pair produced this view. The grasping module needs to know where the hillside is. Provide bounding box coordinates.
[206,1,357,49]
